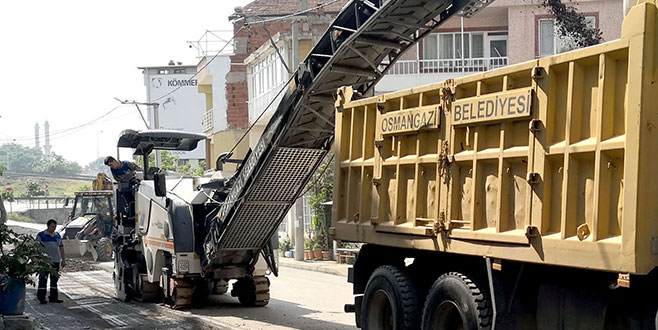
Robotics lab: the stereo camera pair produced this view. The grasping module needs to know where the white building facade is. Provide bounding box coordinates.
[140,64,207,163]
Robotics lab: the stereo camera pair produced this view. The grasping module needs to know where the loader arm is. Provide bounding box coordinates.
[203,0,494,264]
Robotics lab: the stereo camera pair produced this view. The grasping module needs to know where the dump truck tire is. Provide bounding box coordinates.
[421,272,492,330]
[95,237,113,262]
[361,265,421,330]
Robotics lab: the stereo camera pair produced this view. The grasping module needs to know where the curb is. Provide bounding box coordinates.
[91,259,349,278]
[278,260,349,278]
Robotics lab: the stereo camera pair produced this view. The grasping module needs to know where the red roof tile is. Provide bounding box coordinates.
[243,0,348,16]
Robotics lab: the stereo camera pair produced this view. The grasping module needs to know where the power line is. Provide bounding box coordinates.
[5,105,130,142]
[152,26,246,103]
[154,0,341,103]
[228,74,294,155]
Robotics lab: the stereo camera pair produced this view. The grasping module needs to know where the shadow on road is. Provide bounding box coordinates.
[25,286,218,330]
[187,294,357,330]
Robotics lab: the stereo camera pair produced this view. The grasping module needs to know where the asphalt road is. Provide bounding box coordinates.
[9,221,357,330]
[26,266,356,330]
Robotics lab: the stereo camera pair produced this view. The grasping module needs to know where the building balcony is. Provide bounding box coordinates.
[375,57,509,93]
[248,80,287,124]
[203,108,213,133]
[383,57,509,75]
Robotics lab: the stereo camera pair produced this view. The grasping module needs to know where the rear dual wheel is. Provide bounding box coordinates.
[421,272,492,330]
[361,265,421,330]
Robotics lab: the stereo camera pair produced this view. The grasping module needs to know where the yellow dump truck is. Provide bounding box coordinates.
[332,2,658,329]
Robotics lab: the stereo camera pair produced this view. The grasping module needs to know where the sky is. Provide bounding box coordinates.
[0,0,251,166]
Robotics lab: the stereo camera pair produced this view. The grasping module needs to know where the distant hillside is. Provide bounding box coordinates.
[0,175,90,197]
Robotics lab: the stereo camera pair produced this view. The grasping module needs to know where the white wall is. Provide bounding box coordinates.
[375,72,463,94]
[145,71,207,160]
[208,56,231,133]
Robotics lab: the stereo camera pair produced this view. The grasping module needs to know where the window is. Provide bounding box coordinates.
[455,33,470,59]
[423,36,438,59]
[423,32,500,60]
[490,40,507,57]
[472,34,484,58]
[539,16,597,56]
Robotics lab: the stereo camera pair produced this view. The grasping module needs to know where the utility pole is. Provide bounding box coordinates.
[293,0,306,261]
[115,98,161,168]
[152,103,161,168]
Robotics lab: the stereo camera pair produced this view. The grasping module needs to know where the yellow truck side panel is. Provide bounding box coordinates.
[332,1,658,275]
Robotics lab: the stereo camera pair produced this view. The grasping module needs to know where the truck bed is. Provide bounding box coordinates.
[332,1,658,275]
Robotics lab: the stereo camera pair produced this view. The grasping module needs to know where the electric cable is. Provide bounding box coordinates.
[153,0,341,103]
[152,26,246,103]
[5,105,131,142]
[227,74,294,156]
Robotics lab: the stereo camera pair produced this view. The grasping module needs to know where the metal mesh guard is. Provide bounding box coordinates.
[218,147,326,250]
[218,204,289,250]
[248,148,327,202]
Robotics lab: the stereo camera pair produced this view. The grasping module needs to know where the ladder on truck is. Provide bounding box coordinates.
[203,0,494,263]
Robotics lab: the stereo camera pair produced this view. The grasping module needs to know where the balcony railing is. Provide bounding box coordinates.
[203,108,213,133]
[248,80,288,123]
[382,57,509,75]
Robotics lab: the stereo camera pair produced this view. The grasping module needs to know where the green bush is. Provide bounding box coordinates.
[0,224,55,286]
[304,236,314,250]
[7,213,34,223]
[77,184,92,191]
[279,237,291,251]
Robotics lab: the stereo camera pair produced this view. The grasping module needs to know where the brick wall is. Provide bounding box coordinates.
[226,21,291,129]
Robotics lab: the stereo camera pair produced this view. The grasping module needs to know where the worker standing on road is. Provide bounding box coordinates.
[104,156,142,183]
[35,219,65,304]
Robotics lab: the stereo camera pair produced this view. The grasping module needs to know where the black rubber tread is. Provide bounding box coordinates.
[171,278,193,309]
[253,276,270,307]
[95,237,113,262]
[135,274,159,302]
[422,272,492,330]
[361,265,421,330]
[235,276,270,307]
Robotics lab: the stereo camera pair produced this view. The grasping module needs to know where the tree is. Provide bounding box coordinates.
[306,153,334,250]
[0,143,44,173]
[0,163,6,224]
[135,151,205,176]
[23,181,46,198]
[539,0,603,50]
[0,143,81,175]
[34,153,82,175]
[87,157,112,176]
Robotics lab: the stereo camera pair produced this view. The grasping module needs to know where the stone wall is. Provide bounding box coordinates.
[22,208,71,224]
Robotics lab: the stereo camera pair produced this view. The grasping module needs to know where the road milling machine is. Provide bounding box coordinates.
[112,129,275,308]
[112,0,492,309]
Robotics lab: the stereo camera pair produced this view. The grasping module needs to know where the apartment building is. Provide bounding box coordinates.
[376,0,623,93]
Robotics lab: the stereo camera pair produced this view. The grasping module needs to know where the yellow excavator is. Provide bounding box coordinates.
[59,173,115,262]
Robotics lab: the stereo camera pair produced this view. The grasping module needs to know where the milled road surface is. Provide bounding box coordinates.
[9,223,357,330]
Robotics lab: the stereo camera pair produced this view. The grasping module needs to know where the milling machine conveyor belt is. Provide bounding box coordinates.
[204,0,494,260]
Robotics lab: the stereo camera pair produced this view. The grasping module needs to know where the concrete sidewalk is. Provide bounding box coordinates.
[277,257,350,277]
